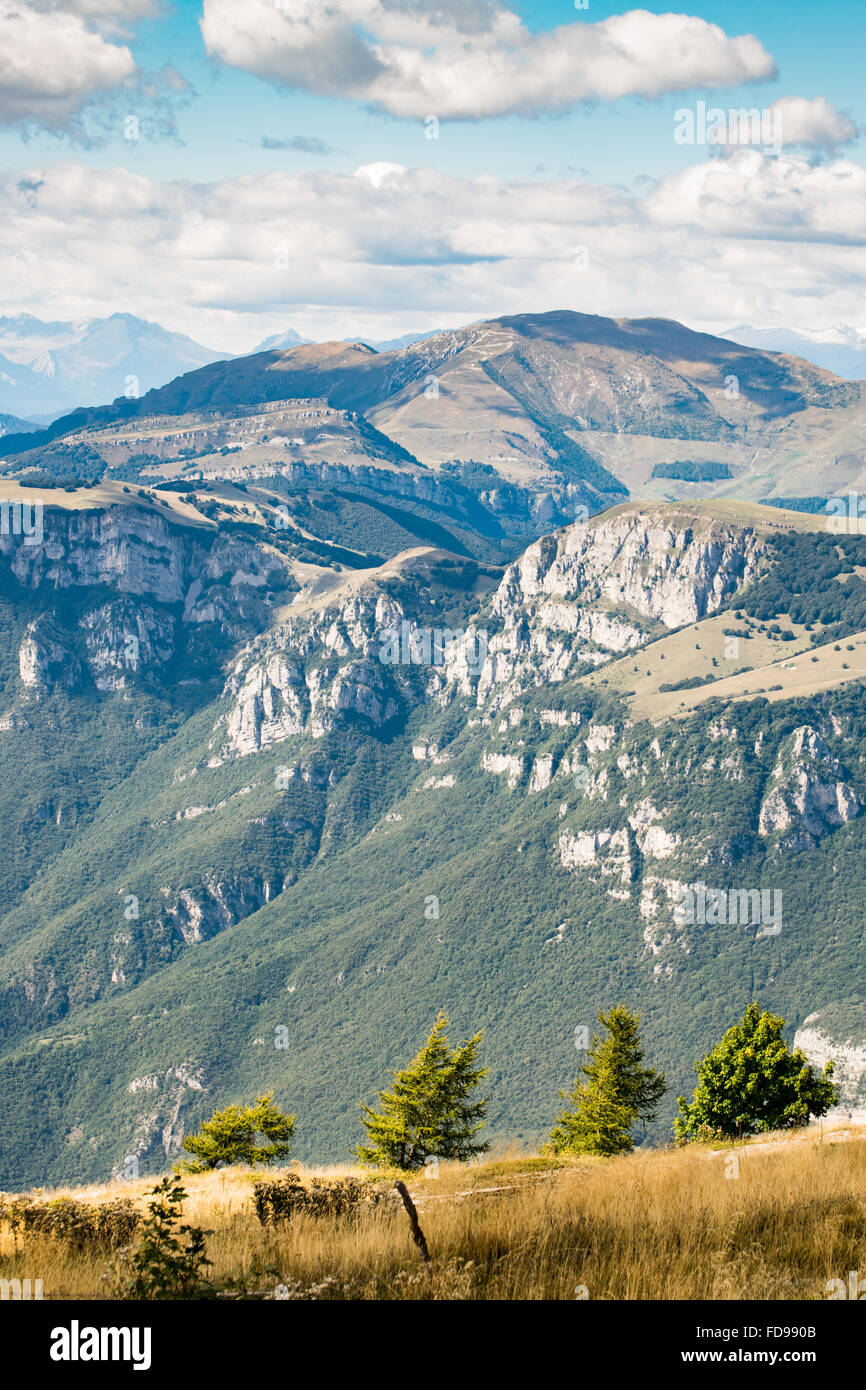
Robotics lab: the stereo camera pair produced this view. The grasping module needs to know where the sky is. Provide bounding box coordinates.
[0,0,863,352]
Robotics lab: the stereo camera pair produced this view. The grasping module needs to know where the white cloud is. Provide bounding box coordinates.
[36,0,162,24]
[1,153,863,351]
[770,96,858,152]
[648,148,866,243]
[0,3,192,143]
[353,162,409,189]
[200,0,777,121]
[0,1,135,130]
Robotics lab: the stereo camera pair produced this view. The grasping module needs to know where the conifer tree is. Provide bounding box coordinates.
[357,1012,488,1170]
[675,1002,838,1143]
[177,1093,295,1173]
[549,1005,666,1156]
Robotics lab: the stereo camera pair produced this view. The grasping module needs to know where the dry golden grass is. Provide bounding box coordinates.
[584,610,866,722]
[2,1124,864,1301]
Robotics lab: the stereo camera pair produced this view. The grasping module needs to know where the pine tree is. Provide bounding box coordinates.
[549,1005,666,1156]
[675,1002,838,1143]
[177,1093,295,1173]
[357,1012,488,1170]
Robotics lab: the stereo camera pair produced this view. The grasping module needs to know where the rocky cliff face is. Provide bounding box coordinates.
[493,509,762,626]
[7,504,295,695]
[438,508,767,711]
[80,599,176,691]
[794,1013,866,1122]
[758,726,862,847]
[19,614,80,691]
[198,454,582,541]
[116,1062,208,1174]
[161,875,284,945]
[4,503,292,606]
[211,586,412,762]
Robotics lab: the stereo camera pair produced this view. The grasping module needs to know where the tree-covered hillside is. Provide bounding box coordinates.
[0,495,864,1187]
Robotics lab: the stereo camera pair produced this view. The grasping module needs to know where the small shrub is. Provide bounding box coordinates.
[120,1177,214,1301]
[272,1276,341,1300]
[252,1175,393,1225]
[690,1123,728,1145]
[1,1196,139,1252]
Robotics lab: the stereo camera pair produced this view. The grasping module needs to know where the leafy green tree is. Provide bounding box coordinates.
[549,1005,667,1156]
[122,1176,213,1300]
[675,1002,838,1143]
[177,1092,295,1173]
[357,1012,488,1170]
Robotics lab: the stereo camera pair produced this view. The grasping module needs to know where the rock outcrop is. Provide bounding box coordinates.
[80,599,175,691]
[794,1011,866,1122]
[440,509,766,710]
[212,586,411,762]
[161,874,283,944]
[759,726,861,845]
[19,614,80,691]
[559,826,634,896]
[118,1062,208,1172]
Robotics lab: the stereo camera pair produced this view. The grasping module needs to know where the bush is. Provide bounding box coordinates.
[252,1175,393,1225]
[120,1177,213,1301]
[1,1195,139,1252]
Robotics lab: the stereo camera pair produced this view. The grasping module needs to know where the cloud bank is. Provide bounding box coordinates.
[1,151,863,348]
[200,1,777,120]
[0,0,135,128]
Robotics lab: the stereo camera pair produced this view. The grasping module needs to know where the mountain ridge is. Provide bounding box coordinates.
[726,323,866,381]
[3,309,863,514]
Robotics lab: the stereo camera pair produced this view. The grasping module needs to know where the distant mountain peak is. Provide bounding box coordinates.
[252,327,312,353]
[0,312,232,418]
[724,323,866,379]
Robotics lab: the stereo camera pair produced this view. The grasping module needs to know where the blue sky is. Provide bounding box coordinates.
[0,1,862,349]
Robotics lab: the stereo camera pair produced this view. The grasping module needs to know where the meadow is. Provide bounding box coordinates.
[2,1121,864,1301]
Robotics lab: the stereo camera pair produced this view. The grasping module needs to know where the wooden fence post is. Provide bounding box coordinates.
[394,1180,432,1276]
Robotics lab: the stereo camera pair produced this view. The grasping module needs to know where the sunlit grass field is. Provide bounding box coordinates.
[2,1122,864,1300]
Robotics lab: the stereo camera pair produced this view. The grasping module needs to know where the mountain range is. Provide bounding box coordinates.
[249,329,440,354]
[4,309,866,525]
[0,310,865,1187]
[725,324,866,382]
[0,314,229,421]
